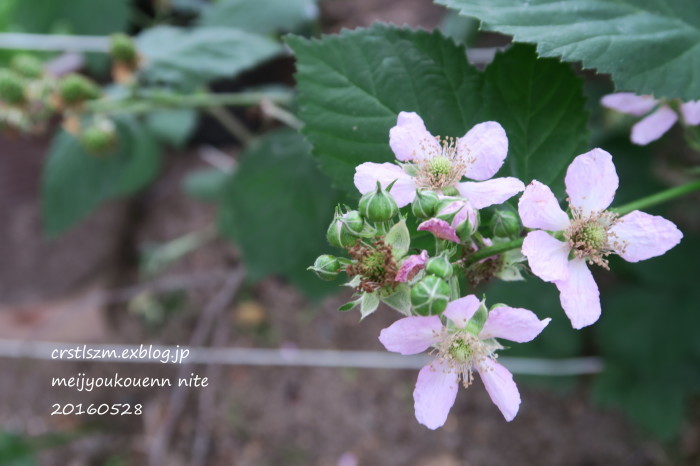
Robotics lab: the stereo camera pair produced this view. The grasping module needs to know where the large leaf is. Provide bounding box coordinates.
[137,26,282,87]
[286,25,587,195]
[42,118,161,236]
[437,0,700,100]
[200,0,318,34]
[217,129,342,297]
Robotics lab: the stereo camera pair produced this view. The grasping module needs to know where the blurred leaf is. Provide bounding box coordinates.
[9,0,129,35]
[437,0,700,100]
[137,26,282,87]
[145,109,198,148]
[0,432,35,466]
[42,117,161,237]
[217,129,342,297]
[200,0,318,34]
[438,10,480,46]
[183,168,229,202]
[286,26,587,195]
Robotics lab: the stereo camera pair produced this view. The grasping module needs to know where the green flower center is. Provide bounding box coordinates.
[579,223,607,250]
[428,156,452,177]
[449,338,474,363]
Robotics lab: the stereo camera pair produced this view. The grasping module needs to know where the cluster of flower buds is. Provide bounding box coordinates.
[310,111,684,429]
[0,55,57,134]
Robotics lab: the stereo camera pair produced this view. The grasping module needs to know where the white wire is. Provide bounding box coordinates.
[0,340,603,375]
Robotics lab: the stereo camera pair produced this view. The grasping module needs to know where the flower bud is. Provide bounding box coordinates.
[308,254,341,281]
[0,71,26,105]
[79,119,117,155]
[410,274,450,315]
[110,34,138,66]
[425,255,453,279]
[327,208,364,248]
[10,55,43,79]
[411,190,440,219]
[489,207,521,237]
[58,74,100,106]
[359,181,398,222]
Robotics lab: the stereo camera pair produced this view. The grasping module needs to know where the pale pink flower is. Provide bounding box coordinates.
[354,112,524,208]
[379,295,550,429]
[417,198,477,243]
[601,93,700,145]
[395,250,429,282]
[518,148,683,329]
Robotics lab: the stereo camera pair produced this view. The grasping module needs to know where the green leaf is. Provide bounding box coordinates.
[137,26,282,87]
[286,25,588,195]
[217,128,342,298]
[385,218,410,258]
[9,0,129,35]
[437,0,700,100]
[483,44,588,193]
[183,168,229,202]
[144,109,198,148]
[200,0,318,35]
[42,117,161,237]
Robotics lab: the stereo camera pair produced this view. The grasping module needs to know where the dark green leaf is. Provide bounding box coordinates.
[437,0,700,100]
[42,117,161,236]
[217,129,342,298]
[137,26,282,87]
[9,0,128,35]
[286,25,588,195]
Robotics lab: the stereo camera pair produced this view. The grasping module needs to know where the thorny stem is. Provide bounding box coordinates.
[465,178,700,263]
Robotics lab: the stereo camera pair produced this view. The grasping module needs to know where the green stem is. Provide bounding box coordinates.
[465,237,524,265]
[85,89,294,116]
[610,178,700,216]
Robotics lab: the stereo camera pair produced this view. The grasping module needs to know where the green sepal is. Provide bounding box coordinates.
[380,284,412,316]
[360,292,380,320]
[385,217,410,259]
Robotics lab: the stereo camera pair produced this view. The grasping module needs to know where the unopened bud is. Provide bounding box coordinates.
[58,74,100,106]
[0,71,26,105]
[110,34,138,66]
[10,55,43,79]
[411,274,450,315]
[359,181,398,222]
[425,255,453,279]
[490,207,521,237]
[327,208,364,248]
[308,254,341,281]
[411,190,440,219]
[79,119,117,155]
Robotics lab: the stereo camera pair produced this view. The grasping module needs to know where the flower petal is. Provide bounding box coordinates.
[609,210,683,262]
[477,358,520,422]
[600,93,657,116]
[521,231,571,282]
[458,121,508,181]
[443,295,480,328]
[518,180,570,231]
[565,148,619,215]
[417,218,460,243]
[389,111,441,162]
[413,359,460,430]
[378,316,443,355]
[456,177,525,210]
[681,100,700,125]
[354,162,417,207]
[480,306,551,343]
[631,105,678,145]
[554,259,601,329]
[395,250,429,283]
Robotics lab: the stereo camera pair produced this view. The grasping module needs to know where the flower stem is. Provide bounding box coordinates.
[610,178,700,216]
[464,237,524,265]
